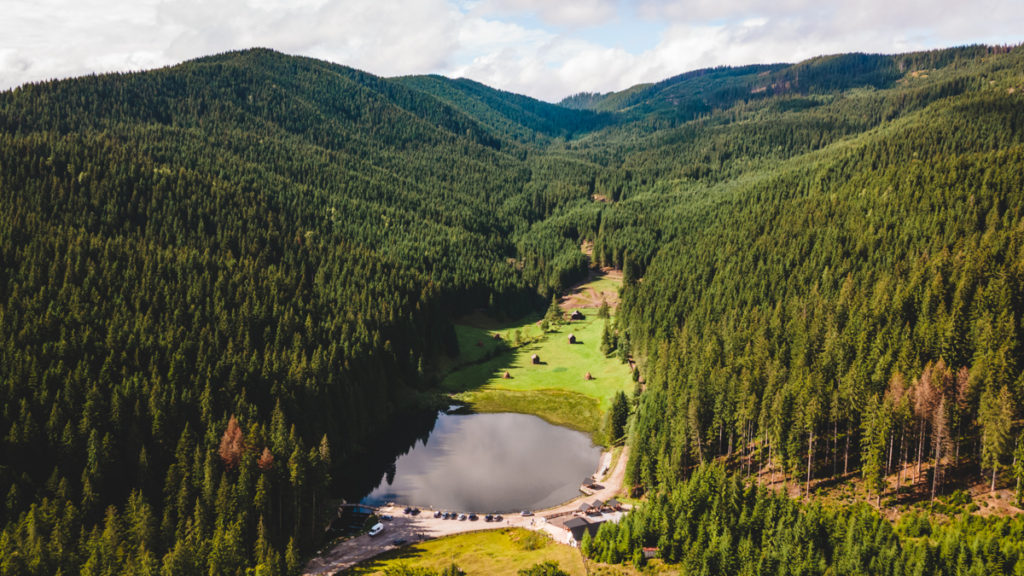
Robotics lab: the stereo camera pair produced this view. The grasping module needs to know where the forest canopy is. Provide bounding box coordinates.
[2,44,1024,575]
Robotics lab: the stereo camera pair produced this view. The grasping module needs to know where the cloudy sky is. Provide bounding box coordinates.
[2,0,1023,101]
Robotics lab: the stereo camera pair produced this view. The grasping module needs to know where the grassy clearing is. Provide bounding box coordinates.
[341,529,586,576]
[443,313,631,410]
[457,388,602,437]
[444,312,632,411]
[563,275,621,305]
[480,316,629,411]
[440,276,634,442]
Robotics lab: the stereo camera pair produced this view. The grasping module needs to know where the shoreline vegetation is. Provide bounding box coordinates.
[341,529,589,576]
[307,443,632,575]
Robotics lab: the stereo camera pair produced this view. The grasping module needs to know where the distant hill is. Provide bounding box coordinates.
[558,45,991,122]
[394,75,615,143]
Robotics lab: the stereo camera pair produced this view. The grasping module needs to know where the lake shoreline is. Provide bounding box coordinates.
[303,445,629,575]
[357,411,601,514]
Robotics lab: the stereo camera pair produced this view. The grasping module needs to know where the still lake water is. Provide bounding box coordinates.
[358,411,600,513]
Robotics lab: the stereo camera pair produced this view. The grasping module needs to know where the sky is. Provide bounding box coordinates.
[2,0,1023,102]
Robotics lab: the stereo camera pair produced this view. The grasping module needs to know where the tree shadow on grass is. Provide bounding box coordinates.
[342,542,430,575]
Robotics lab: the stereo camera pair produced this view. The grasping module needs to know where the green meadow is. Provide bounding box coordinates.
[341,529,586,576]
[441,276,634,443]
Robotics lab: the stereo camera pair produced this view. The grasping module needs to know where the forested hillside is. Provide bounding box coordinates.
[577,45,1024,575]
[596,46,1024,496]
[2,43,1024,576]
[0,48,595,575]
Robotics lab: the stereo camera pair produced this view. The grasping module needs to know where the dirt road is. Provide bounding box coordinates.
[303,447,629,575]
[560,268,622,311]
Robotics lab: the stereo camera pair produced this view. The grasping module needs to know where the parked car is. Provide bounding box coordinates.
[458,514,467,521]
[380,514,394,521]
[494,515,503,522]
[391,538,407,546]
[468,514,478,521]
[368,523,384,537]
[433,510,442,518]
[484,514,493,522]
[411,508,421,515]
[403,507,413,514]
[520,510,533,517]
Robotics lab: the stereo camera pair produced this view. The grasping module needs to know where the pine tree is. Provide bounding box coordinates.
[544,295,563,327]
[1013,435,1024,506]
[861,395,890,507]
[218,416,245,470]
[600,320,617,356]
[285,538,300,575]
[610,391,630,444]
[257,448,274,472]
[979,385,1013,492]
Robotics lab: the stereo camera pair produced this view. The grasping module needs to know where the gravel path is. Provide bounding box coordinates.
[303,447,629,575]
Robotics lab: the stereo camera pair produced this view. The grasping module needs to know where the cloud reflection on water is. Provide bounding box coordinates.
[363,412,599,512]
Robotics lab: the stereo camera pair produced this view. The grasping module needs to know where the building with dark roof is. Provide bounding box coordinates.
[556,516,602,546]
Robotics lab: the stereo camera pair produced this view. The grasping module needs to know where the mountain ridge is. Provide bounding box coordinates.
[2,42,1024,576]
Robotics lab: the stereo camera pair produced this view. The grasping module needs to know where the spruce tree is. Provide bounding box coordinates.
[610,391,630,444]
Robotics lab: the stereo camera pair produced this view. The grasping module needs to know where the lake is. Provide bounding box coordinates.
[353,411,601,513]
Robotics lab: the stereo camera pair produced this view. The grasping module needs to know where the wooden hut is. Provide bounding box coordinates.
[568,333,576,344]
[571,310,585,320]
[584,372,593,380]
[531,354,540,365]
[558,517,603,547]
[502,371,511,379]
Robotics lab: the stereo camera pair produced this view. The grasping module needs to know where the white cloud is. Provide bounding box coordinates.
[476,0,618,27]
[1,0,1022,101]
[454,0,1024,101]
[1,0,461,89]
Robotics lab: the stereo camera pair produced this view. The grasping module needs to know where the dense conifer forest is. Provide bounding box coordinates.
[2,44,1024,574]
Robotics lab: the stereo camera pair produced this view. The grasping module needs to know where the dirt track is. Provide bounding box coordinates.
[302,447,629,575]
[560,268,622,311]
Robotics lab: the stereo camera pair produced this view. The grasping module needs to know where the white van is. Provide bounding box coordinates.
[368,523,384,536]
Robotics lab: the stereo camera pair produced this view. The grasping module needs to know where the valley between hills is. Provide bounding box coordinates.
[3,44,1024,575]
